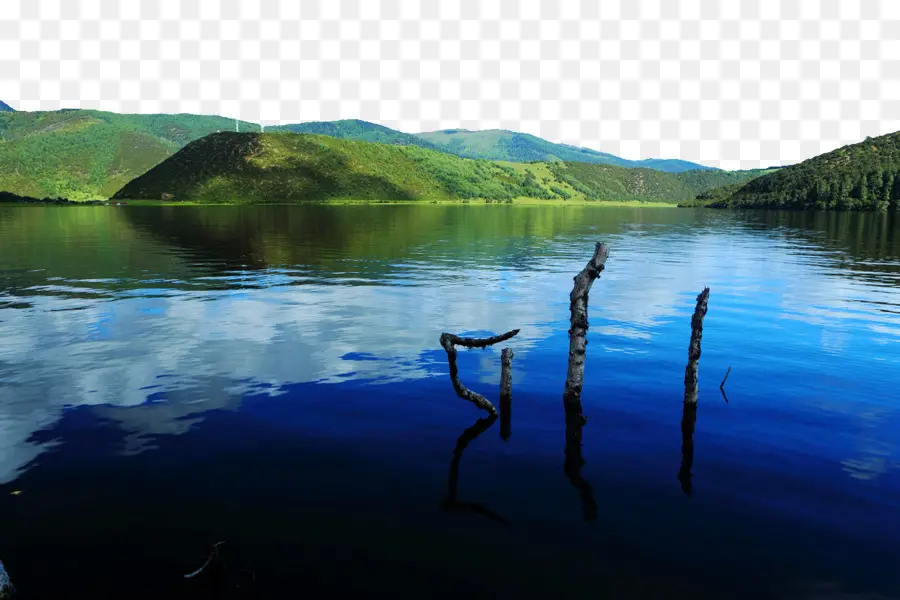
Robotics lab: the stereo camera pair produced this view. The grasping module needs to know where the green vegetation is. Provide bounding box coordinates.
[704,133,900,211]
[0,109,257,200]
[111,132,766,204]
[546,161,769,204]
[415,128,715,172]
[270,119,441,151]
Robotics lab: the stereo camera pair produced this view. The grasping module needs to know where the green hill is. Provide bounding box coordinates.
[706,132,900,211]
[0,109,257,200]
[414,128,716,172]
[0,101,14,112]
[270,119,441,151]
[110,132,764,204]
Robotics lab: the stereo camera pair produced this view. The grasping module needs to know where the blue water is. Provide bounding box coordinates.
[0,205,899,599]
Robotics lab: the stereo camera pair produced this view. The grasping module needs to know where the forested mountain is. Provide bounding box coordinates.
[705,132,900,210]
[0,109,257,199]
[111,132,764,204]
[0,101,14,112]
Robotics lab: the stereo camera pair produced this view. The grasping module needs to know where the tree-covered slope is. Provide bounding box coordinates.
[270,119,441,151]
[111,132,765,204]
[547,161,768,203]
[0,101,14,112]
[0,109,257,200]
[415,128,716,172]
[707,132,900,211]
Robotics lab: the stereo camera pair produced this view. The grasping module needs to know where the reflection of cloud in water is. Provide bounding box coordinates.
[1,221,899,485]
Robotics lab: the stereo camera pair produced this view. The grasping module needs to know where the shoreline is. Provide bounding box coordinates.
[1,197,680,208]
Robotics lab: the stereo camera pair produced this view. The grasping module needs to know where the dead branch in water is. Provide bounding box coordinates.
[678,401,697,496]
[442,329,520,349]
[499,348,514,441]
[720,366,732,403]
[563,242,610,419]
[440,329,520,416]
[560,242,608,522]
[683,287,710,405]
[441,414,511,525]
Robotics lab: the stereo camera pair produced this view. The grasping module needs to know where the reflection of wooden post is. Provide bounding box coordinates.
[440,329,520,416]
[563,242,610,420]
[683,287,710,405]
[678,402,697,496]
[499,348,514,440]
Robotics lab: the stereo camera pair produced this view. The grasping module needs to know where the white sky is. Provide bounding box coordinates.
[1,0,899,169]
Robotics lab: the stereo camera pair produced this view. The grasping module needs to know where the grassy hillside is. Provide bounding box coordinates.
[415,128,716,172]
[706,132,900,211]
[0,100,14,112]
[0,109,257,200]
[111,132,765,204]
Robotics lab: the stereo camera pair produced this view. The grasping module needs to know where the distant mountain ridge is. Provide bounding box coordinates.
[0,100,14,112]
[273,121,716,173]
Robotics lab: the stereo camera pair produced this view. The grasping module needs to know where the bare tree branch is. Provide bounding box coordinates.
[440,329,520,416]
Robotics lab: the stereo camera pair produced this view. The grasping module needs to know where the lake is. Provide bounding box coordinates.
[0,204,899,599]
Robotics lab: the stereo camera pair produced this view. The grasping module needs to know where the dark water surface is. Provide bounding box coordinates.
[1,205,899,599]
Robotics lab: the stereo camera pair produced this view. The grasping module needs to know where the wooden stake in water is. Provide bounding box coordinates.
[683,287,710,405]
[563,242,610,420]
[499,347,514,440]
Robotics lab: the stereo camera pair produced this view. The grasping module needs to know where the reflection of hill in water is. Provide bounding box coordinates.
[728,210,900,286]
[121,204,698,274]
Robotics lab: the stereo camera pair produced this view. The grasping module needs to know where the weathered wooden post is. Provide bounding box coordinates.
[679,287,709,495]
[561,242,608,523]
[683,287,710,405]
[499,348,514,440]
[439,329,520,416]
[563,242,610,420]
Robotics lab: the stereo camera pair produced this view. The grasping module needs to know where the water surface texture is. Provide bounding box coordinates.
[1,205,899,599]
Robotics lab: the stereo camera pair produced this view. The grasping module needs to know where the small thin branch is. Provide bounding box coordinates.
[720,366,732,404]
[184,541,225,579]
[440,329,520,416]
[499,348,514,441]
[719,366,731,389]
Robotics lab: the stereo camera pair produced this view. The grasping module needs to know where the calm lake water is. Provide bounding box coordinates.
[0,204,899,599]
